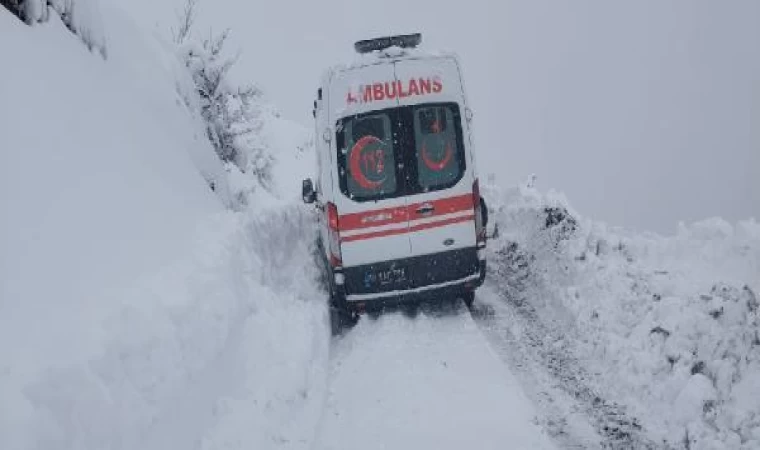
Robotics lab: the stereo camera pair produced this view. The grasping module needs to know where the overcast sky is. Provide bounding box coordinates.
[117,0,759,234]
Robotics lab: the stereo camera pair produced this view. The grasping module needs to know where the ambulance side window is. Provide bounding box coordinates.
[412,105,464,192]
[337,113,399,201]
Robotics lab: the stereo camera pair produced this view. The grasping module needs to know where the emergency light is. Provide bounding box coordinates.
[354,33,422,54]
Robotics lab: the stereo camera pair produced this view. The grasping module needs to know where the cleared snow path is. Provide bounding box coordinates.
[313,306,557,450]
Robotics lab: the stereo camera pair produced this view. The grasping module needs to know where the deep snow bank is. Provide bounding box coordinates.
[483,180,760,449]
[1,7,327,449]
[15,0,108,58]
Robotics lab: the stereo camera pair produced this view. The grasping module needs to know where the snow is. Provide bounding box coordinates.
[316,311,556,450]
[0,7,325,449]
[1,6,550,449]
[21,0,108,57]
[3,3,758,449]
[1,5,221,379]
[482,178,760,449]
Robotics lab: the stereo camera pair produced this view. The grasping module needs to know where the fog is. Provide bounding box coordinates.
[118,0,759,233]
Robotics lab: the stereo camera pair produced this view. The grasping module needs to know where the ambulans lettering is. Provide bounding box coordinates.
[347,77,443,104]
[384,82,396,99]
[432,78,443,93]
[407,79,420,96]
[419,78,431,94]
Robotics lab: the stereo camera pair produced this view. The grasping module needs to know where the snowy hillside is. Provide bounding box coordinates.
[0,6,325,449]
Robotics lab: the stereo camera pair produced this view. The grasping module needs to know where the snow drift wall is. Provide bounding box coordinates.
[483,180,760,449]
[0,6,327,449]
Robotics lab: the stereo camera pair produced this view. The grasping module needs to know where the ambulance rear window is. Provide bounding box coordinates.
[336,102,466,202]
[337,113,398,201]
[413,105,463,191]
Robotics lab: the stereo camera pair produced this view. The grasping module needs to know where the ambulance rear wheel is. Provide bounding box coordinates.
[329,293,356,336]
[329,305,346,336]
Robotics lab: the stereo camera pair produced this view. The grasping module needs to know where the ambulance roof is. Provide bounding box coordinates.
[319,46,460,90]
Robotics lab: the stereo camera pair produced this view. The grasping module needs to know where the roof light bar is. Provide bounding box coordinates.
[354,33,422,54]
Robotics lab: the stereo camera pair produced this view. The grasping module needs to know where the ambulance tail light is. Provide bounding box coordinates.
[473,179,486,247]
[327,202,342,267]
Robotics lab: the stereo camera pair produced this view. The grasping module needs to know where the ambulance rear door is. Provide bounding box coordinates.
[327,63,414,294]
[392,56,478,266]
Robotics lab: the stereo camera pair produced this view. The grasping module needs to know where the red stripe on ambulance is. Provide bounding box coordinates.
[339,193,474,234]
[341,213,475,243]
[415,194,473,217]
[339,205,409,231]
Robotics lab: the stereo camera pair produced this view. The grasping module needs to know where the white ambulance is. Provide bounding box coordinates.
[302,34,488,332]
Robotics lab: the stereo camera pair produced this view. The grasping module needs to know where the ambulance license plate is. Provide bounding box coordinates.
[365,265,408,288]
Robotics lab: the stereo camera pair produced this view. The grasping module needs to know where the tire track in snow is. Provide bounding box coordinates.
[472,283,670,450]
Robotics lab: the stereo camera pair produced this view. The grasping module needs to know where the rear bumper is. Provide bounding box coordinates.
[339,247,485,304]
[346,273,480,302]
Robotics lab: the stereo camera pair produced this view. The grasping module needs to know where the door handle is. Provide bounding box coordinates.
[416,203,435,215]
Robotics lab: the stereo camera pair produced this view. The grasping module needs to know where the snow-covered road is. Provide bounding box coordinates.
[4,6,757,448]
[314,306,557,450]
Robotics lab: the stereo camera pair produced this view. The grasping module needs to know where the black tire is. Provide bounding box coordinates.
[480,197,488,227]
[329,304,347,336]
[330,299,358,336]
[462,291,475,310]
[328,279,357,336]
[312,235,330,293]
[316,237,353,336]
